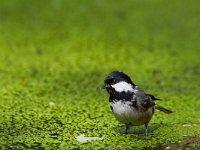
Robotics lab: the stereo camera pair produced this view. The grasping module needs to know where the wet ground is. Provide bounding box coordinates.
[149,136,200,150]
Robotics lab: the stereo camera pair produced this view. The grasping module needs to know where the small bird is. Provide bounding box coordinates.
[103,71,172,136]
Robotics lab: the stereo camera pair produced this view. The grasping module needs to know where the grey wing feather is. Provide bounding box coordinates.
[134,88,155,108]
[135,87,172,113]
[147,94,161,100]
[155,105,173,114]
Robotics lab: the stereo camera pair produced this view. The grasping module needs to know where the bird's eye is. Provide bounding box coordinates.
[105,78,116,85]
[112,79,117,84]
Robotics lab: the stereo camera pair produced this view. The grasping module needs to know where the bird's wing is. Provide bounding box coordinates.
[134,87,172,113]
[146,93,173,113]
[141,96,155,108]
[155,105,173,114]
[134,87,155,109]
[146,93,161,100]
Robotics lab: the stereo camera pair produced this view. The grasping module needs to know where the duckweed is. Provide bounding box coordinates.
[0,0,200,149]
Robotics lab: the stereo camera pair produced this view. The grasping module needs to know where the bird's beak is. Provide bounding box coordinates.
[102,83,110,89]
[102,84,106,89]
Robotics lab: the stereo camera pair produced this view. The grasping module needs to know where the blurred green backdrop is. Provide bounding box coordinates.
[0,0,200,149]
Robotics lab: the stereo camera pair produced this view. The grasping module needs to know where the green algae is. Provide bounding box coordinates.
[0,0,200,149]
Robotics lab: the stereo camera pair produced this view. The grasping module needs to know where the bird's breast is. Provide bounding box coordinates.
[110,100,154,126]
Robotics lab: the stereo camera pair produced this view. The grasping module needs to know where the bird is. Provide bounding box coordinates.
[103,71,172,136]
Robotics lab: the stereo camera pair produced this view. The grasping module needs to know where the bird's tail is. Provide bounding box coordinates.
[155,105,173,114]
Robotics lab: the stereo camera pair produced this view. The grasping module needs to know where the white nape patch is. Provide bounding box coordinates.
[111,81,134,93]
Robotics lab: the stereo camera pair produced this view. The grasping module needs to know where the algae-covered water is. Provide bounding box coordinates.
[0,0,200,149]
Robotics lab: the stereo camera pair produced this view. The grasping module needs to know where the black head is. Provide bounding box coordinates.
[103,71,135,93]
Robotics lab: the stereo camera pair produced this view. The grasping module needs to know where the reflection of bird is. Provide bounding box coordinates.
[103,71,172,136]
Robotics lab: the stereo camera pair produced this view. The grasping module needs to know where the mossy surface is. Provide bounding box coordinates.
[0,0,200,149]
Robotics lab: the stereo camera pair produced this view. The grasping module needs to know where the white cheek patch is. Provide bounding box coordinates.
[111,81,134,93]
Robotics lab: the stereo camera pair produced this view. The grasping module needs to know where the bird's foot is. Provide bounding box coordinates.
[123,126,129,134]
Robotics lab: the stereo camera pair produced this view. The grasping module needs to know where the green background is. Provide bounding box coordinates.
[0,0,200,149]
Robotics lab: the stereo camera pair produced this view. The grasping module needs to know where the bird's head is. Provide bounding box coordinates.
[103,71,136,95]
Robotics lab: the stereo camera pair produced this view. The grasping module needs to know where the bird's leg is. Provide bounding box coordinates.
[125,125,129,134]
[145,123,148,136]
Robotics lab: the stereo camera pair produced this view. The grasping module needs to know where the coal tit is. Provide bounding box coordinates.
[103,71,172,136]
